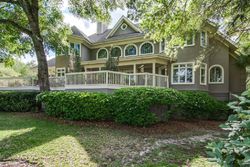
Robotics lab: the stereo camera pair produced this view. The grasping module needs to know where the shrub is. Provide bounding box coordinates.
[0,91,38,112]
[37,91,112,121]
[111,87,183,126]
[207,90,250,166]
[178,91,229,120]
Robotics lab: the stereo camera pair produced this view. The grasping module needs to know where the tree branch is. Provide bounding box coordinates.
[0,19,32,36]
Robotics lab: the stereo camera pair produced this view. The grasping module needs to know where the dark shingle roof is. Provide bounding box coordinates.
[71,26,92,43]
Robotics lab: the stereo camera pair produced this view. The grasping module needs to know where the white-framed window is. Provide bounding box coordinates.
[200,31,208,47]
[69,43,81,56]
[96,48,108,59]
[120,23,128,30]
[56,68,66,77]
[209,65,224,84]
[171,62,195,84]
[185,34,195,46]
[111,46,122,57]
[159,39,166,53]
[140,42,154,55]
[124,44,137,56]
[200,63,207,85]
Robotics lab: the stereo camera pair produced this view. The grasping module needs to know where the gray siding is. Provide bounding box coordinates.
[112,25,137,37]
[81,44,90,61]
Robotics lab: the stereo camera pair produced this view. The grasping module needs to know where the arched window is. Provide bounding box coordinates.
[124,44,137,56]
[111,47,122,57]
[140,42,154,55]
[209,65,224,83]
[97,48,108,59]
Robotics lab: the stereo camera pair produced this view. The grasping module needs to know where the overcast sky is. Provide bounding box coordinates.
[21,0,127,64]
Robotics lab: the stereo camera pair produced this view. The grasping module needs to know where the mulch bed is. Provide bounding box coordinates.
[11,112,224,135]
[0,160,37,167]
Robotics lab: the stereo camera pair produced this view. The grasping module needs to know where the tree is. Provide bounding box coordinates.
[105,46,120,71]
[127,0,249,45]
[0,0,125,91]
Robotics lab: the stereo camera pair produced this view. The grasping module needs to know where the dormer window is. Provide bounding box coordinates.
[140,42,154,55]
[200,31,208,47]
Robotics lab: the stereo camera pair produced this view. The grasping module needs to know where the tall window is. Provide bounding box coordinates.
[111,47,122,57]
[125,44,137,56]
[209,65,224,83]
[200,31,208,47]
[160,39,165,53]
[70,43,80,56]
[140,42,154,55]
[185,33,195,46]
[56,68,65,77]
[97,48,108,59]
[200,63,207,85]
[172,63,194,84]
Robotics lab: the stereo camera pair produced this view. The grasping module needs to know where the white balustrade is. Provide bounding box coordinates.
[0,71,169,90]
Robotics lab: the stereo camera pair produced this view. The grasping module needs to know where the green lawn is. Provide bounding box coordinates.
[0,112,222,167]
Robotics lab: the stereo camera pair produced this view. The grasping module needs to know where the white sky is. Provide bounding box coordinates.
[21,0,127,64]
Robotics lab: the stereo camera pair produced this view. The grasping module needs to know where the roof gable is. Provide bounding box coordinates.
[106,16,141,39]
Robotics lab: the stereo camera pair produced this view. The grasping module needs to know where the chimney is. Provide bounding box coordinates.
[97,22,108,34]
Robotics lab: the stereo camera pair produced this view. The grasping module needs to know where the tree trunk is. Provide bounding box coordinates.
[31,36,50,91]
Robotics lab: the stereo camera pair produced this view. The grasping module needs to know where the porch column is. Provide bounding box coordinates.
[152,63,156,87]
[133,64,136,74]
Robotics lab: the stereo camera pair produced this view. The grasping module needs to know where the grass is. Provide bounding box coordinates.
[0,112,222,167]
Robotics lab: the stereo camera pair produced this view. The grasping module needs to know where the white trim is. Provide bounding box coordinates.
[106,16,142,39]
[139,41,154,55]
[208,64,224,84]
[200,63,207,85]
[111,46,123,57]
[96,48,108,59]
[56,68,66,77]
[171,62,195,85]
[200,31,208,47]
[185,34,195,47]
[124,44,138,57]
[120,23,128,30]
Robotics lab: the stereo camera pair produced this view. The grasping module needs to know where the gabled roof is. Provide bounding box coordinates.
[71,26,92,44]
[47,57,56,67]
[106,15,142,39]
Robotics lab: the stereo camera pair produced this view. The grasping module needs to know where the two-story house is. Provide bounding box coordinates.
[55,16,246,100]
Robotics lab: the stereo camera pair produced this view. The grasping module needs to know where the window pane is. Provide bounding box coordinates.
[173,69,178,83]
[161,39,165,52]
[200,68,205,83]
[186,34,194,45]
[75,44,80,56]
[179,68,186,83]
[210,66,222,83]
[98,49,107,59]
[187,68,193,82]
[111,47,121,57]
[125,45,136,56]
[141,43,153,54]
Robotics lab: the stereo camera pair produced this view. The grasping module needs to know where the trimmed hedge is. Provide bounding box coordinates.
[178,91,229,120]
[0,91,38,112]
[37,88,229,127]
[37,91,112,121]
[111,87,183,126]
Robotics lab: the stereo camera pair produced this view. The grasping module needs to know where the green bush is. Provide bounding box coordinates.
[207,90,250,166]
[178,91,229,120]
[111,87,183,126]
[37,91,112,121]
[0,91,38,112]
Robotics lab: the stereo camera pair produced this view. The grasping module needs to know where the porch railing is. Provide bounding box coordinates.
[0,71,169,90]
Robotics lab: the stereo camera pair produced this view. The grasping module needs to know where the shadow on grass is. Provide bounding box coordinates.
[0,112,216,166]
